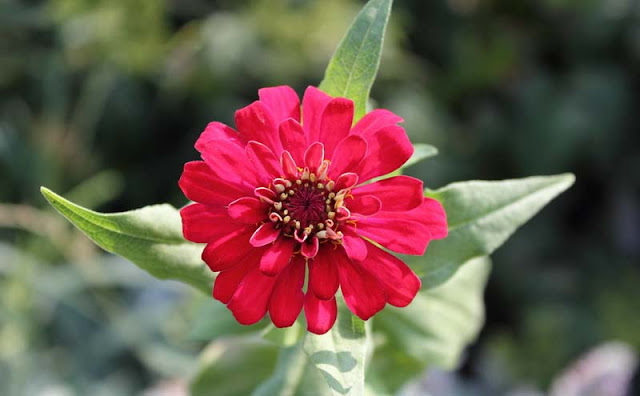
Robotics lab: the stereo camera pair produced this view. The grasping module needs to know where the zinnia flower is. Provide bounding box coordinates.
[179,86,448,334]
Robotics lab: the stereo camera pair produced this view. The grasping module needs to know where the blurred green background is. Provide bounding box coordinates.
[1,0,639,394]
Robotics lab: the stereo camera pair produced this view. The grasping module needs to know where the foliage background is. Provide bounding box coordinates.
[1,0,638,394]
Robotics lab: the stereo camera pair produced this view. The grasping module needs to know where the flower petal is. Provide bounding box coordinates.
[269,256,305,327]
[228,197,269,224]
[304,293,337,335]
[179,161,247,206]
[346,194,381,217]
[352,125,414,182]
[258,85,301,124]
[195,122,243,153]
[365,241,421,307]
[335,173,359,191]
[235,101,282,154]
[304,142,325,173]
[200,139,261,192]
[318,97,354,158]
[302,86,332,142]
[245,141,283,183]
[351,175,424,212]
[281,151,299,179]
[279,119,307,166]
[308,247,339,300]
[301,236,320,259]
[202,227,257,272]
[227,263,277,325]
[337,251,386,320]
[329,135,367,178]
[213,253,255,304]
[354,197,448,255]
[351,109,403,138]
[180,203,239,243]
[340,227,368,262]
[249,222,281,247]
[260,237,295,276]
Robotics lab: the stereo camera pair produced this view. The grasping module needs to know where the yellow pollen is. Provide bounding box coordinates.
[328,212,336,219]
[328,192,336,199]
[296,179,302,185]
[317,183,324,189]
[274,202,282,210]
[280,193,287,200]
[317,223,324,230]
[295,221,301,230]
[283,216,291,223]
[288,190,295,195]
[310,173,317,182]
[275,184,285,193]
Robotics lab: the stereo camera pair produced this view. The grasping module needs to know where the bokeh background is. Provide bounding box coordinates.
[1,0,639,394]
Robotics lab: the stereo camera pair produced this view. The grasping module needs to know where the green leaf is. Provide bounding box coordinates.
[252,344,331,396]
[191,337,279,396]
[403,143,438,169]
[371,257,491,392]
[40,187,213,294]
[303,304,369,396]
[416,173,575,288]
[262,321,305,347]
[318,0,393,120]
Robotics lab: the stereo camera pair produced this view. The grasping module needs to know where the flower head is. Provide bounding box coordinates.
[179,86,448,334]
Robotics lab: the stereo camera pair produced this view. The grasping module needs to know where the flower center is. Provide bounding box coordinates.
[264,167,352,244]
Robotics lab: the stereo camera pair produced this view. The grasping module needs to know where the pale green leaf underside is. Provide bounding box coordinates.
[404,143,438,169]
[371,256,491,393]
[415,173,575,289]
[318,0,393,121]
[302,304,368,396]
[40,187,213,294]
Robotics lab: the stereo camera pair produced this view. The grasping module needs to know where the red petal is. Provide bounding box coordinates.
[318,98,354,158]
[179,161,247,206]
[352,125,414,182]
[227,197,269,224]
[268,256,305,327]
[260,237,295,276]
[245,141,282,183]
[340,227,368,262]
[281,151,298,179]
[258,86,301,124]
[180,203,238,243]
[304,293,337,335]
[227,263,277,325]
[195,122,243,152]
[279,119,307,166]
[351,175,424,212]
[235,101,282,154]
[213,253,255,303]
[347,195,381,217]
[304,142,325,173]
[335,173,359,191]
[302,86,332,142]
[350,109,403,138]
[337,250,386,320]
[249,223,281,247]
[365,242,421,307]
[200,139,260,191]
[202,227,257,272]
[329,135,367,178]
[301,236,320,259]
[308,247,339,300]
[355,198,448,255]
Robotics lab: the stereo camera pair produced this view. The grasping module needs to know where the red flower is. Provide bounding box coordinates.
[179,86,448,334]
